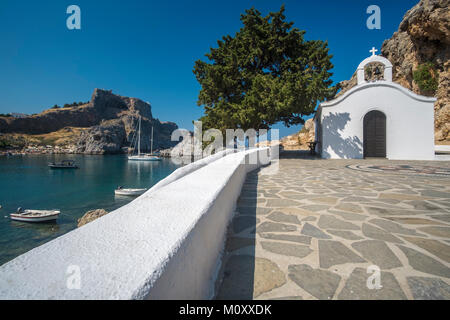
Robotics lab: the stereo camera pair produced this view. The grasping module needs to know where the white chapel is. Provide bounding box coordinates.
[314,48,436,160]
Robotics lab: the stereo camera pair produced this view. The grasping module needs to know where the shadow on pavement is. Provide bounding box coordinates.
[279,150,320,160]
[214,170,259,299]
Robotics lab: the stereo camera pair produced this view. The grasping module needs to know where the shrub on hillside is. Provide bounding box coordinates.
[413,62,439,95]
[0,135,26,149]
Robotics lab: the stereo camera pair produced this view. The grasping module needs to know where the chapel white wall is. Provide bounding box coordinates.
[320,84,435,160]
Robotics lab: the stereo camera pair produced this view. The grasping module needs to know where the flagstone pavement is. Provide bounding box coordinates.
[215,151,450,300]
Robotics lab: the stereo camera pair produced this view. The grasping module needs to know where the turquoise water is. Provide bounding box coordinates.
[0,154,180,265]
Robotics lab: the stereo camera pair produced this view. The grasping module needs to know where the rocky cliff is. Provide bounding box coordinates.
[337,0,449,143]
[0,89,178,154]
[279,118,315,150]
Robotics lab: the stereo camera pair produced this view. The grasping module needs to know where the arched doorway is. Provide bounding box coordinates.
[364,110,386,158]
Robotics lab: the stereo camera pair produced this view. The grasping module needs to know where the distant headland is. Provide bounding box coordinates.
[0,89,179,155]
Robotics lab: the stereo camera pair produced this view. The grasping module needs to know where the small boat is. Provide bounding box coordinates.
[128,117,162,161]
[48,160,78,169]
[114,186,147,196]
[128,154,161,161]
[10,208,60,222]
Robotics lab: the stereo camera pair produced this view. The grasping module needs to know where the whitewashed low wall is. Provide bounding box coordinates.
[0,148,270,299]
[435,145,450,154]
[148,148,235,195]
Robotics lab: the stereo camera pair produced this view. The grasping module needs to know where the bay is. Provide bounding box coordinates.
[0,154,180,265]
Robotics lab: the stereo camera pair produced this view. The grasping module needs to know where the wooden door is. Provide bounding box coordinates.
[364,110,386,158]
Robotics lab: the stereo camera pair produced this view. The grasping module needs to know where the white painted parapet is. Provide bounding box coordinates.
[435,145,450,154]
[0,148,270,299]
[148,148,235,195]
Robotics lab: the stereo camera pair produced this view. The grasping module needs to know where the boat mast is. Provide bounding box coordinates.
[138,116,141,156]
[151,126,154,155]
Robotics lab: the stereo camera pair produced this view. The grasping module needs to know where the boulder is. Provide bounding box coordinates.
[77,209,109,227]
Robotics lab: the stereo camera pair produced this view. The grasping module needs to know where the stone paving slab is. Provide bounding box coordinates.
[216,154,450,300]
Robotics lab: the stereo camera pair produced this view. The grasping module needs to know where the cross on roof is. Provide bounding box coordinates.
[370,47,378,56]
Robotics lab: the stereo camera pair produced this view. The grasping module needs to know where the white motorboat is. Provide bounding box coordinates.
[10,208,60,222]
[128,117,162,161]
[128,154,161,161]
[114,187,147,196]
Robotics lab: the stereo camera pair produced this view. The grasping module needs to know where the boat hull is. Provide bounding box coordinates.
[10,212,59,222]
[48,160,78,169]
[49,165,78,169]
[128,156,161,161]
[114,189,147,196]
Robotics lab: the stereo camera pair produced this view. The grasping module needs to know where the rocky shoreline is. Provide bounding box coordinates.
[0,146,173,157]
[1,145,77,156]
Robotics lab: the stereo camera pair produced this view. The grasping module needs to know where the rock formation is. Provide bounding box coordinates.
[77,209,109,227]
[337,0,449,143]
[279,118,315,150]
[0,89,179,154]
[76,120,128,154]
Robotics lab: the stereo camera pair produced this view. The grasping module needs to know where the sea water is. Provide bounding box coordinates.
[0,154,180,265]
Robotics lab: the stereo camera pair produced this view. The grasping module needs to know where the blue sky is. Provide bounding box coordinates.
[0,0,418,137]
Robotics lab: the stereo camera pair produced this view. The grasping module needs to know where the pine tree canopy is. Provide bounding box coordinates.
[193,5,337,132]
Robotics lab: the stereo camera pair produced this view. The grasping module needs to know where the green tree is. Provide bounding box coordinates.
[193,6,336,132]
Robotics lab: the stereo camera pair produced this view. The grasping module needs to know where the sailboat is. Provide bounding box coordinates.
[128,116,162,161]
